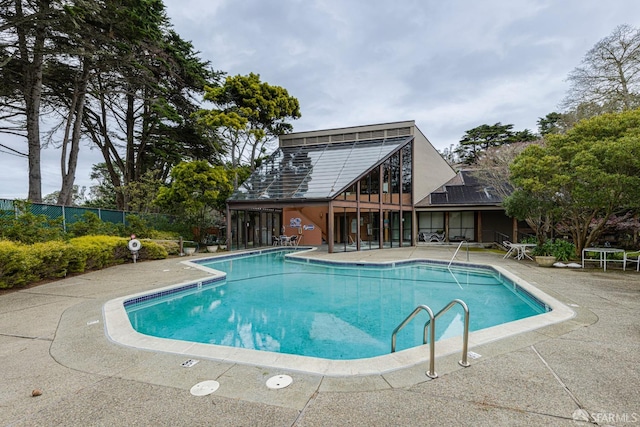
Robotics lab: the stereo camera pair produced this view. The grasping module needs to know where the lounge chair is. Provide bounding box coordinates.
[418,231,445,242]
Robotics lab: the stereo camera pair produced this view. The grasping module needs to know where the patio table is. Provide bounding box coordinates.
[280,235,292,245]
[504,243,536,260]
[581,247,626,271]
[511,243,536,260]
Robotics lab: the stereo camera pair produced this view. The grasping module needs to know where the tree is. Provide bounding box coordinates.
[454,123,537,164]
[80,18,221,210]
[537,112,562,136]
[155,160,232,241]
[505,109,640,255]
[471,141,540,199]
[196,73,301,185]
[42,185,87,206]
[0,0,61,202]
[562,24,640,114]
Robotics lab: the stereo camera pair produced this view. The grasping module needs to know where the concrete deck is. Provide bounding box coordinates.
[1,246,638,426]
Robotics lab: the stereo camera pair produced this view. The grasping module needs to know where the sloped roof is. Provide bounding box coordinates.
[228,136,412,202]
[415,170,504,207]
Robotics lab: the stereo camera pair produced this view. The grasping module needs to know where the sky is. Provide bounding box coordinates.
[2,0,640,200]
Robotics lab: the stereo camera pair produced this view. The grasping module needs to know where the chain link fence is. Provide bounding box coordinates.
[0,198,171,231]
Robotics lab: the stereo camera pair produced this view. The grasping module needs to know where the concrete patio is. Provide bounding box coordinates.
[1,246,638,426]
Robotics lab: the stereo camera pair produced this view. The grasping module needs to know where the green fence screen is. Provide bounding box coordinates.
[0,199,169,230]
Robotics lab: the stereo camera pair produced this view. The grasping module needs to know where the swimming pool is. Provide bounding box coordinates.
[125,248,545,358]
[104,248,574,375]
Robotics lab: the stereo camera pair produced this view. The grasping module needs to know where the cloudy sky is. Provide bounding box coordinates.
[1,0,640,200]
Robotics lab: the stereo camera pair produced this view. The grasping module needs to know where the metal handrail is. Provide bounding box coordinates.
[448,240,469,267]
[391,305,437,378]
[424,299,470,369]
[391,299,470,379]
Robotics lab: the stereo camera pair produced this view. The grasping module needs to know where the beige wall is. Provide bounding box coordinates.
[412,127,456,202]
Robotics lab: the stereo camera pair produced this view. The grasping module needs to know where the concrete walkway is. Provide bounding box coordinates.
[0,247,638,426]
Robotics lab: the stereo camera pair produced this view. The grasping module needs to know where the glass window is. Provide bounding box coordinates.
[359,175,370,202]
[229,136,412,201]
[402,143,412,194]
[390,152,400,194]
[340,183,357,201]
[449,211,474,241]
[418,212,444,233]
[369,166,380,195]
[402,211,412,244]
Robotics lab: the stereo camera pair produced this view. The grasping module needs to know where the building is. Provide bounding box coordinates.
[225,120,514,253]
[415,170,516,245]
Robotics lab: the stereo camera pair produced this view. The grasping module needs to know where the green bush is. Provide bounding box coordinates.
[124,214,153,239]
[532,239,576,262]
[0,233,172,289]
[0,204,63,244]
[0,241,38,288]
[30,241,74,280]
[66,212,123,237]
[138,239,169,260]
[68,235,129,270]
[153,240,181,256]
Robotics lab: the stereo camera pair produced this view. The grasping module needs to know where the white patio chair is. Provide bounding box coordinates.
[502,241,515,259]
[625,250,640,271]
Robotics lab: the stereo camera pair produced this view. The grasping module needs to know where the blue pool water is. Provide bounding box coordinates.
[125,250,547,360]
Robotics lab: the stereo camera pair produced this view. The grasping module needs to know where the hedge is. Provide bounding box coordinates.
[0,236,168,289]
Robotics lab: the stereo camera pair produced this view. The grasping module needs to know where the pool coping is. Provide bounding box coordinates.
[103,248,575,377]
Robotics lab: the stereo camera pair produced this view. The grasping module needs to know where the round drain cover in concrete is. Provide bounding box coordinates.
[266,374,292,389]
[190,380,220,396]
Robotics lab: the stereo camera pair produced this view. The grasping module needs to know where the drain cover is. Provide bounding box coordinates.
[181,359,199,368]
[190,380,220,396]
[266,374,293,389]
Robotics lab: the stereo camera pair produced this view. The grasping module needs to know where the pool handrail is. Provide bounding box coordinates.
[391,299,470,379]
[448,240,469,268]
[424,299,471,369]
[391,304,437,378]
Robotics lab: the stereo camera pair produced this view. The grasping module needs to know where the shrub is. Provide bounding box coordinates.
[532,239,576,262]
[68,235,129,270]
[30,241,74,280]
[124,214,153,239]
[138,239,169,260]
[66,212,122,237]
[153,239,181,256]
[0,240,38,288]
[0,234,172,289]
[0,204,63,244]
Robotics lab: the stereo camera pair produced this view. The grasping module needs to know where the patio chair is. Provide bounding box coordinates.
[272,235,280,246]
[625,250,640,271]
[348,235,363,246]
[502,241,515,259]
[289,235,299,247]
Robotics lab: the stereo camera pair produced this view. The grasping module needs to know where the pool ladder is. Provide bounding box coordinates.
[391,299,470,379]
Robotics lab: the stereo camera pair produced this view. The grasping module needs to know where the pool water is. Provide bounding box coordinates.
[125,250,547,360]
